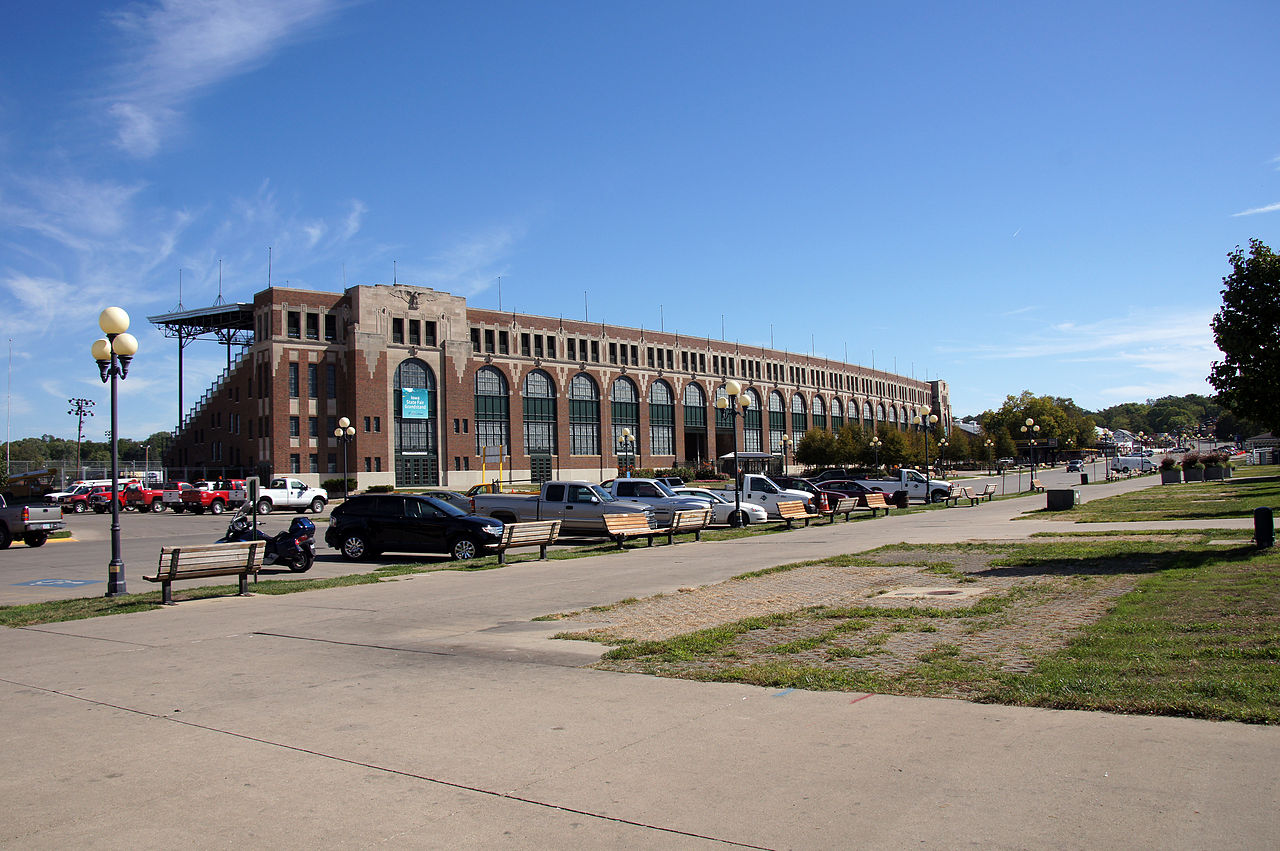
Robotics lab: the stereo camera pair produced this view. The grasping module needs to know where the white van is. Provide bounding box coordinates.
[1111,456,1154,474]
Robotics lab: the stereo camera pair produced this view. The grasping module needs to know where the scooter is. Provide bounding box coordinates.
[217,504,316,572]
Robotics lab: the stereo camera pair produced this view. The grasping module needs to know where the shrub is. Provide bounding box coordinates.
[1181,452,1204,470]
[366,484,394,493]
[322,478,356,494]
[1159,456,1177,470]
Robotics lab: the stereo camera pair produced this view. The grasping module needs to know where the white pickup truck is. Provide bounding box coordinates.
[252,478,329,514]
[471,480,653,534]
[726,474,816,518]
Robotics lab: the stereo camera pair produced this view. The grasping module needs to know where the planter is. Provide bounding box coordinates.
[1183,467,1205,482]
[1205,466,1225,481]
[1160,469,1182,485]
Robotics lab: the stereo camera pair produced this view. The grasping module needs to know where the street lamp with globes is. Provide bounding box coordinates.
[1020,417,1041,490]
[333,416,356,501]
[779,433,792,475]
[869,435,882,469]
[715,380,752,525]
[616,428,637,477]
[91,307,139,597]
[910,407,939,502]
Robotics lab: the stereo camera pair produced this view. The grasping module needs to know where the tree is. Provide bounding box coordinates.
[794,429,838,468]
[1210,239,1280,433]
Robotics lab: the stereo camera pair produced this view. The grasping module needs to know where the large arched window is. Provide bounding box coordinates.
[683,382,706,430]
[831,398,844,431]
[863,400,874,429]
[888,405,898,432]
[569,374,600,455]
[611,377,640,457]
[743,389,762,452]
[649,380,675,457]
[393,358,438,486]
[768,391,786,452]
[523,370,556,455]
[876,402,887,428]
[474,366,510,455]
[791,393,807,436]
[812,396,827,432]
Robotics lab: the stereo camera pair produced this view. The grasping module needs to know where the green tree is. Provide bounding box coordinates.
[794,429,838,468]
[1210,239,1280,433]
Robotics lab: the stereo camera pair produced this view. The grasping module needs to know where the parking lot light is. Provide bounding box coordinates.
[716,380,750,524]
[334,416,356,501]
[91,307,138,597]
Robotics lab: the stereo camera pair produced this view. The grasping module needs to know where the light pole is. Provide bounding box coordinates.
[333,416,356,501]
[983,438,994,474]
[715,379,752,526]
[869,435,882,469]
[911,407,939,502]
[1020,417,1040,490]
[90,307,138,597]
[616,428,636,478]
[779,433,792,475]
[937,437,949,479]
[68,398,94,477]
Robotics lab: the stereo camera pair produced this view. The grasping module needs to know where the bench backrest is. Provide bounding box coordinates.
[981,483,997,495]
[948,483,962,496]
[863,492,889,507]
[960,487,975,499]
[775,500,808,517]
[832,496,859,512]
[500,520,562,546]
[1031,479,1044,488]
[157,541,263,576]
[671,508,712,530]
[603,513,652,533]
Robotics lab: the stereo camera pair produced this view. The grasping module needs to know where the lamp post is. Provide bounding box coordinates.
[68,398,94,477]
[616,428,637,477]
[90,307,138,597]
[911,406,939,502]
[1020,417,1041,490]
[715,379,752,525]
[869,435,882,469]
[333,416,356,501]
[937,437,949,479]
[779,433,793,475]
[983,438,994,474]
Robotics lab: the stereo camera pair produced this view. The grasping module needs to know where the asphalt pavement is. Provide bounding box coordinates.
[2,471,1275,848]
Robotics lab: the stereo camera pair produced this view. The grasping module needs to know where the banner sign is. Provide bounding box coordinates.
[402,388,431,418]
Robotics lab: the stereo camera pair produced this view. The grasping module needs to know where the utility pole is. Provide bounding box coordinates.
[68,398,95,474]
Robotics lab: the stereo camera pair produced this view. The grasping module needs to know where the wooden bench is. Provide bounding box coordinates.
[602,512,659,548]
[662,507,713,544]
[776,500,815,529]
[944,483,964,506]
[821,496,861,523]
[958,487,982,506]
[978,483,997,501]
[144,541,264,605]
[861,492,892,517]
[1030,479,1046,492]
[494,519,562,564]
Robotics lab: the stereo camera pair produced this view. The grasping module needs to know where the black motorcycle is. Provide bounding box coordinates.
[217,506,316,572]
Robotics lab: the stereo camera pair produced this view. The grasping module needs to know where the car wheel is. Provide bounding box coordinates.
[93,505,105,514]
[309,497,325,513]
[450,535,481,561]
[150,500,164,512]
[929,490,947,503]
[0,527,11,549]
[728,509,749,528]
[256,498,273,515]
[74,502,87,513]
[23,532,48,547]
[289,548,315,572]
[210,500,225,515]
[341,533,370,561]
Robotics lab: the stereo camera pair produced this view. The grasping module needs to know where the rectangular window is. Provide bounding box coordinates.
[290,453,300,473]
[326,363,336,399]
[498,330,509,354]
[484,329,495,353]
[365,457,372,472]
[533,335,543,358]
[546,336,556,359]
[521,333,531,357]
[590,341,599,362]
[470,328,481,352]
[289,416,300,437]
[327,453,337,474]
[365,416,372,433]
[392,317,404,344]
[306,314,319,340]
[309,454,319,474]
[682,351,688,371]
[287,312,300,339]
[609,342,618,364]
[327,416,337,434]
[699,354,706,372]
[647,347,654,368]
[374,416,381,433]
[375,457,382,472]
[308,364,318,398]
[567,338,576,361]
[288,363,299,398]
[630,345,638,365]
[308,417,318,437]
[424,321,436,346]
[408,319,420,345]
[324,314,336,341]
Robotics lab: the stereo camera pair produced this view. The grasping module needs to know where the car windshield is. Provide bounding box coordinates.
[652,480,677,497]
[695,490,730,504]
[421,496,467,516]
[590,485,616,502]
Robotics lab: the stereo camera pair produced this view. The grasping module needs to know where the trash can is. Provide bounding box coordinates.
[1046,489,1080,511]
[1257,507,1275,548]
[892,490,909,509]
[1080,473,1088,485]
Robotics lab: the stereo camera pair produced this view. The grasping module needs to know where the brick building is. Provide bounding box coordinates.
[162,284,951,489]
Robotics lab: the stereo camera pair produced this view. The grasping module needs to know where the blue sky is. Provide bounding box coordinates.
[2,1,1278,442]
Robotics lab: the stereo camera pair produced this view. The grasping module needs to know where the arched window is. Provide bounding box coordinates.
[714,384,734,431]
[683,382,706,430]
[474,366,510,456]
[812,396,827,432]
[611,377,640,456]
[863,400,874,429]
[888,405,898,431]
[831,398,844,431]
[523,370,557,455]
[649,380,675,457]
[393,358,438,486]
[569,374,600,455]
[768,390,786,452]
[876,402,887,426]
[791,393,807,436]
[743,389,762,452]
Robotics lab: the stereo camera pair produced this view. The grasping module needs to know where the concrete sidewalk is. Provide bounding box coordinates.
[1,479,1275,848]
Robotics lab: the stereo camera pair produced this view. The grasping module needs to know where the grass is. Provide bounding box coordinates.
[571,533,1280,724]
[1043,476,1280,523]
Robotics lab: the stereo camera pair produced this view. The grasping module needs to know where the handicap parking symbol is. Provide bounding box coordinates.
[14,579,101,587]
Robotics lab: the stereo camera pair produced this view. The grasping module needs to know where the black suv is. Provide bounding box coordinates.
[325,494,504,561]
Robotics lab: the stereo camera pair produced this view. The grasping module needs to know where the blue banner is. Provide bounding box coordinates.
[402,388,431,418]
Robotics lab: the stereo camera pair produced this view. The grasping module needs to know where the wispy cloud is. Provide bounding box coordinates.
[1231,202,1280,217]
[104,0,346,157]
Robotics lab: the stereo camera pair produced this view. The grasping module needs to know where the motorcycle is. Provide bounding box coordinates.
[217,505,316,572]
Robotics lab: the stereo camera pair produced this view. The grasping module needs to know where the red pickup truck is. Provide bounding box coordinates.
[90,482,141,513]
[180,479,246,515]
[125,482,189,513]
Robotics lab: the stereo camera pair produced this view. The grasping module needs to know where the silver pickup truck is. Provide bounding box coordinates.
[470,480,653,535]
[0,494,66,549]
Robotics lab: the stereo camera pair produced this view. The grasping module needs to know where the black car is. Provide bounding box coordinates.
[325,494,504,561]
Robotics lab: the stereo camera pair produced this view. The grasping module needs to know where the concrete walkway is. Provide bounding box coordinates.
[1,478,1275,849]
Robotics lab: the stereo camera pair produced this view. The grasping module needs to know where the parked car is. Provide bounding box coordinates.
[1066,460,1084,472]
[599,478,710,526]
[326,493,504,561]
[422,489,474,513]
[0,493,65,548]
[771,475,843,512]
[163,481,196,512]
[471,480,653,534]
[671,486,768,527]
